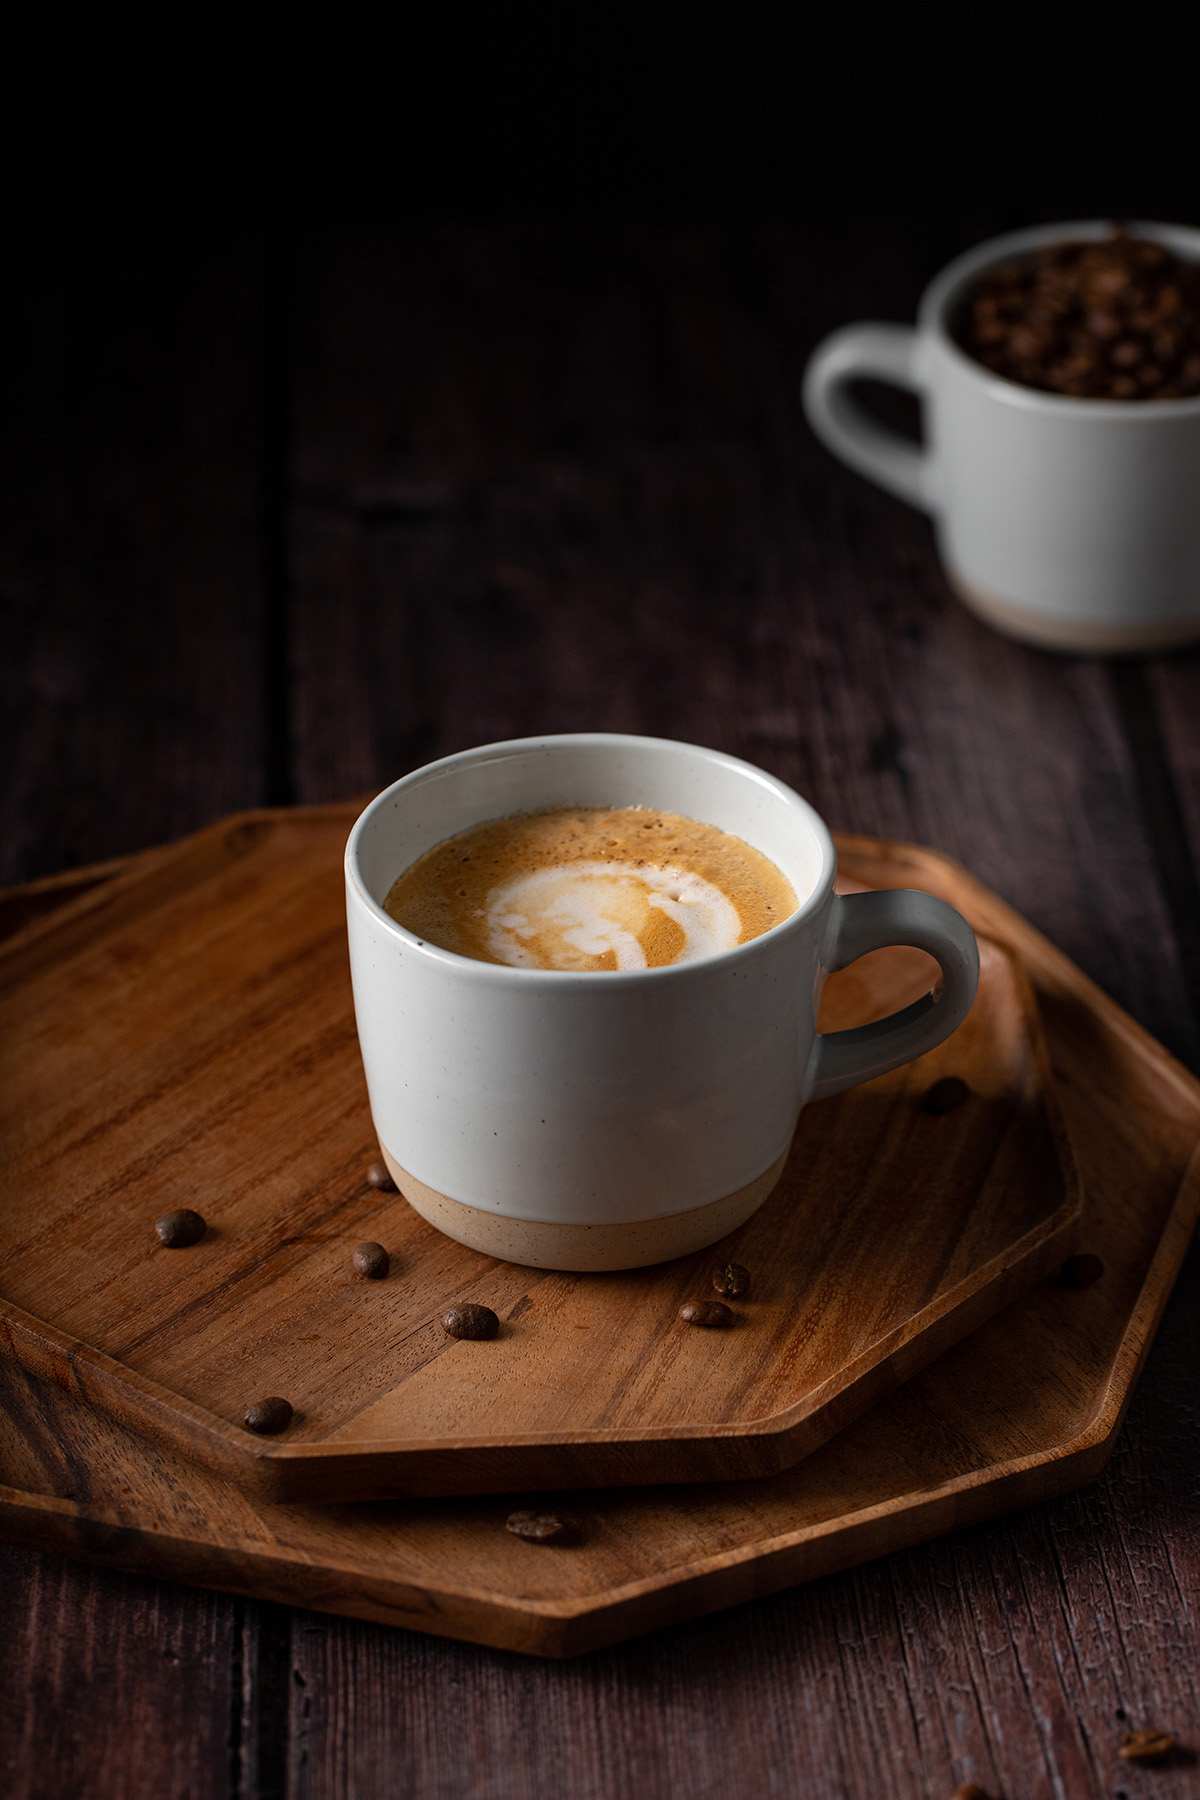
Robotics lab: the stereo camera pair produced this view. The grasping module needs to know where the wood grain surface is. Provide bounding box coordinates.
[2,217,1199,1797]
[0,831,1194,1663]
[0,809,1079,1502]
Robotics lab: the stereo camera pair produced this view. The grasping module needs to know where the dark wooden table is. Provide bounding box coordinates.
[2,216,1198,1800]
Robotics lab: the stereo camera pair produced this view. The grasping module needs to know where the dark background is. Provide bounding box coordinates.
[2,21,1200,1800]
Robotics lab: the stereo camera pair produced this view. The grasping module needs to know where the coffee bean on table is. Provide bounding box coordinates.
[244,1396,293,1434]
[506,1510,566,1543]
[679,1300,733,1328]
[366,1159,397,1191]
[352,1241,390,1279]
[442,1303,500,1340]
[155,1208,207,1248]
[951,1785,991,1800]
[711,1261,751,1298]
[922,1076,970,1115]
[1059,1252,1104,1289]
[1118,1729,1177,1762]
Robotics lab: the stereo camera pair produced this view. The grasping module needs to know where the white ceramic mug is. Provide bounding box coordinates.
[345,734,979,1270]
[803,219,1200,653]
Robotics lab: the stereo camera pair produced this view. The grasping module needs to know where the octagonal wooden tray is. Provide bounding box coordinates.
[0,828,1195,1654]
[0,809,1079,1503]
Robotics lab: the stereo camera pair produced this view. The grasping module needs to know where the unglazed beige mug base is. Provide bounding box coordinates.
[380,1146,791,1271]
[947,570,1200,655]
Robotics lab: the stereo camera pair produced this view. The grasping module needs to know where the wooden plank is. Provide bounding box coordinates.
[1138,655,1200,1034]
[0,232,270,885]
[0,231,275,1798]
[0,1545,243,1800]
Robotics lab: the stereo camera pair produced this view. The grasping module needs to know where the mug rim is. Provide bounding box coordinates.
[919,217,1200,418]
[344,732,836,986]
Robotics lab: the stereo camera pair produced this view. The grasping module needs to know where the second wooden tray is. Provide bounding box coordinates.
[0,807,1078,1501]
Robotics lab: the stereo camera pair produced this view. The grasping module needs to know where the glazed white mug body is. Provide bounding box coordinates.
[803,219,1200,653]
[345,734,979,1269]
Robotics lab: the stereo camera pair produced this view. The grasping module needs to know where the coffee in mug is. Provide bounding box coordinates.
[383,806,797,972]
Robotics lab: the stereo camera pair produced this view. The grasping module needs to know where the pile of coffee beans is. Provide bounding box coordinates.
[957,230,1200,400]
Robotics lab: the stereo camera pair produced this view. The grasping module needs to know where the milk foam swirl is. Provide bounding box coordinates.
[485,861,742,971]
[383,804,797,971]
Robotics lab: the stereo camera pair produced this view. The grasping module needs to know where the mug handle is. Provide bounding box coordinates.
[807,889,980,1101]
[802,324,934,513]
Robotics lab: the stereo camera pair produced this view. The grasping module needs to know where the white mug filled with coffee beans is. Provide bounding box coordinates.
[803,219,1200,653]
[345,734,979,1270]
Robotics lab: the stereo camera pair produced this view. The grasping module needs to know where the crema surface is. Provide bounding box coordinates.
[383,806,797,971]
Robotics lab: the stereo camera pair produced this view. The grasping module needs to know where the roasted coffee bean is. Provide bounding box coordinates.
[442,1303,500,1340]
[244,1396,293,1434]
[506,1510,566,1543]
[1059,1252,1104,1289]
[352,1241,390,1279]
[951,1785,991,1800]
[366,1158,397,1191]
[712,1261,751,1298]
[679,1300,733,1327]
[1118,1729,1177,1762]
[923,1076,970,1115]
[958,228,1200,399]
[155,1208,207,1248]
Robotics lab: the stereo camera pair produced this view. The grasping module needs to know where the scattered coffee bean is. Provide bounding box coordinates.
[1118,1729,1177,1763]
[951,1785,991,1800]
[366,1158,397,1192]
[679,1300,734,1327]
[712,1261,751,1298]
[958,227,1200,400]
[155,1208,207,1248]
[243,1396,293,1435]
[1059,1253,1104,1289]
[442,1303,500,1341]
[352,1241,390,1279]
[506,1510,566,1543]
[923,1076,970,1115]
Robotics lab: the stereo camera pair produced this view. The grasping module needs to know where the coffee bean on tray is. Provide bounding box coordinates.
[366,1158,397,1191]
[506,1510,566,1543]
[679,1300,734,1327]
[442,1303,500,1340]
[712,1261,751,1298]
[352,1241,390,1279]
[1059,1252,1104,1288]
[922,1076,970,1115]
[155,1208,207,1248]
[1118,1729,1177,1762]
[244,1396,293,1434]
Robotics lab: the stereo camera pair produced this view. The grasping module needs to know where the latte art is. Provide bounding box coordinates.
[485,861,742,970]
[384,805,797,972]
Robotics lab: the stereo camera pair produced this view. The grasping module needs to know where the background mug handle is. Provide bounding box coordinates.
[802,324,935,514]
[807,889,979,1101]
